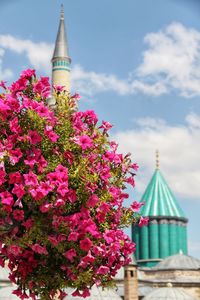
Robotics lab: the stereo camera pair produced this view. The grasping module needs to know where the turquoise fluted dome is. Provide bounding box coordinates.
[132,167,188,267]
[140,170,186,219]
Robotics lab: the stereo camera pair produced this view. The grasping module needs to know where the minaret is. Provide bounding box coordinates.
[124,259,138,300]
[132,151,188,267]
[52,4,71,91]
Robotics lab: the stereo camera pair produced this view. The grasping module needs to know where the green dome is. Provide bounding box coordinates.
[140,170,186,219]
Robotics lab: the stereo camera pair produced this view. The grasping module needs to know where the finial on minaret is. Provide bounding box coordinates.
[51,5,71,92]
[60,4,64,20]
[156,149,160,170]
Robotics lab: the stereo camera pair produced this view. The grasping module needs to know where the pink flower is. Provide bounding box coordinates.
[71,92,80,100]
[131,201,144,212]
[0,191,14,206]
[0,100,10,115]
[8,245,22,256]
[130,163,139,171]
[100,120,113,131]
[97,265,110,275]
[9,171,22,184]
[138,216,149,227]
[64,150,74,164]
[24,171,38,186]
[12,184,25,199]
[0,169,6,185]
[87,194,99,207]
[38,156,48,173]
[9,148,23,164]
[73,135,93,150]
[66,189,77,204]
[9,117,21,133]
[5,95,20,112]
[53,84,65,92]
[35,103,49,117]
[81,251,95,265]
[22,219,34,229]
[84,110,98,125]
[0,80,7,89]
[72,290,82,297]
[31,244,48,255]
[40,203,53,213]
[80,238,92,252]
[54,198,65,207]
[64,249,76,262]
[13,210,24,221]
[39,181,52,196]
[33,77,50,99]
[29,186,44,201]
[68,232,79,242]
[48,236,59,247]
[21,69,36,79]
[55,164,68,179]
[81,288,90,298]
[44,125,59,142]
[57,183,69,196]
[28,130,42,145]
[46,171,59,185]
[13,289,23,297]
[126,176,135,187]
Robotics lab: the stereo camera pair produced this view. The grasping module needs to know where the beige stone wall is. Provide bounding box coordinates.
[140,269,200,280]
[52,70,70,92]
[138,268,200,299]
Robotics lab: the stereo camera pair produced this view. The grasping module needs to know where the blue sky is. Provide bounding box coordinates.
[1,0,200,258]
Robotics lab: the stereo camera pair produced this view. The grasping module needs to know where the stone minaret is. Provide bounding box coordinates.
[132,151,188,268]
[52,4,71,91]
[124,259,138,300]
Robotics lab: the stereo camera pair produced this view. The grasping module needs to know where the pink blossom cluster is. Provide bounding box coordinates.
[0,70,148,300]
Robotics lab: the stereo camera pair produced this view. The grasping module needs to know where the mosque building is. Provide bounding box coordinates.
[1,5,200,300]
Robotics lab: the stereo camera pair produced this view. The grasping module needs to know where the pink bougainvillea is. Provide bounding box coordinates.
[0,70,148,300]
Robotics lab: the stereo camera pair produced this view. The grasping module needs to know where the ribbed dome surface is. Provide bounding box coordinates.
[64,286,121,300]
[154,253,200,270]
[0,286,18,299]
[140,170,186,219]
[144,287,196,300]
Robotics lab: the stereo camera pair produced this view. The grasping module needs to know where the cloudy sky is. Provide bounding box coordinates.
[1,0,200,258]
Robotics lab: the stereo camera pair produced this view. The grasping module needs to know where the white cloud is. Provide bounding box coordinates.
[137,22,200,97]
[71,64,130,96]
[72,23,200,97]
[0,45,13,81]
[0,34,53,75]
[71,65,167,97]
[1,22,200,98]
[113,113,200,200]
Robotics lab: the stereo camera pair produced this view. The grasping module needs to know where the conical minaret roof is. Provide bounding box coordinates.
[52,4,70,60]
[140,152,187,220]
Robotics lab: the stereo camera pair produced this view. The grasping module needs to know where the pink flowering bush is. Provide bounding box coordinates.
[0,70,147,300]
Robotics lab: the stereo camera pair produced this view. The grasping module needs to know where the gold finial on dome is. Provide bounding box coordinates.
[156,149,160,170]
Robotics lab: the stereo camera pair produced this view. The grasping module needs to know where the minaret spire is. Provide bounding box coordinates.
[52,4,71,91]
[156,149,160,170]
[60,4,64,20]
